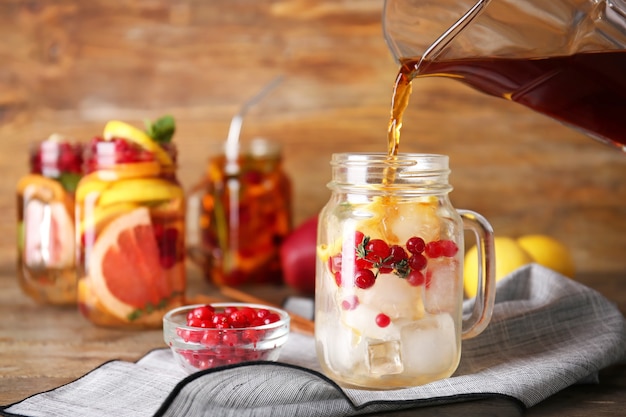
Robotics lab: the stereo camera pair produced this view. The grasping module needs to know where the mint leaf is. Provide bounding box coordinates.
[58,173,82,193]
[144,115,176,144]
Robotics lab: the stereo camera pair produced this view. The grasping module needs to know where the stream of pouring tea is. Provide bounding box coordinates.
[387,63,414,158]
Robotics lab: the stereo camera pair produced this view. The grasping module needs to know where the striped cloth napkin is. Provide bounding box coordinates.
[2,264,625,417]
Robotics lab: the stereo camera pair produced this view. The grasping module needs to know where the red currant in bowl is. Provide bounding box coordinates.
[163,303,290,373]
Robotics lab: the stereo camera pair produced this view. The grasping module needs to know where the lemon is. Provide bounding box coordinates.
[103,120,173,166]
[463,236,533,298]
[464,234,575,298]
[517,234,576,278]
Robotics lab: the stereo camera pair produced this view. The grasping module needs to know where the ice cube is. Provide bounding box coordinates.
[342,303,401,340]
[400,313,459,376]
[381,201,441,245]
[367,339,403,375]
[357,273,424,320]
[318,311,365,372]
[424,257,462,314]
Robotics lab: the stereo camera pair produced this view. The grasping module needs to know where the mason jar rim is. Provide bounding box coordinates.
[330,152,449,168]
[328,152,452,194]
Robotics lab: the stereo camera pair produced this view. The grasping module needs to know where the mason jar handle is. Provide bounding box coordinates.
[459,209,496,340]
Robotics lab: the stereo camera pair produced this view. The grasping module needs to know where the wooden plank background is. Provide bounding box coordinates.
[1,0,625,275]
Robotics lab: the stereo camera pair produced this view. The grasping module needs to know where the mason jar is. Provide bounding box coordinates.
[76,131,186,328]
[188,138,292,286]
[16,135,83,305]
[315,153,495,389]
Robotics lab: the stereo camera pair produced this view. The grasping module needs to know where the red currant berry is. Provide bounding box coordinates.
[255,308,271,320]
[238,307,257,324]
[242,329,261,345]
[355,256,372,270]
[212,313,229,328]
[222,331,240,346]
[250,318,266,327]
[223,306,239,315]
[354,269,376,289]
[440,240,459,257]
[187,317,210,328]
[408,253,428,271]
[375,313,391,328]
[425,241,444,258]
[229,309,251,328]
[263,313,281,325]
[341,294,359,310]
[406,270,426,286]
[187,305,215,323]
[333,271,342,286]
[201,330,222,346]
[328,254,342,274]
[388,245,408,264]
[354,230,366,246]
[406,236,426,254]
[365,239,390,262]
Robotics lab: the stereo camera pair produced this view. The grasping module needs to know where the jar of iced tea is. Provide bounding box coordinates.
[188,138,292,287]
[76,118,186,328]
[315,153,495,389]
[16,134,83,305]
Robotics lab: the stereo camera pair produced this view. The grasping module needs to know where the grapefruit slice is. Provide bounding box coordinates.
[89,207,173,321]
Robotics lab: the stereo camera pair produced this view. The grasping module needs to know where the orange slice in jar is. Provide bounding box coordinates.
[92,161,162,181]
[17,175,65,200]
[103,120,173,167]
[17,174,75,221]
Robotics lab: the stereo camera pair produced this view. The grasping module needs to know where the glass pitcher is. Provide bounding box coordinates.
[382,0,626,151]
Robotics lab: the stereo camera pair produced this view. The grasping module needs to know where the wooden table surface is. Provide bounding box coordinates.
[1,259,624,416]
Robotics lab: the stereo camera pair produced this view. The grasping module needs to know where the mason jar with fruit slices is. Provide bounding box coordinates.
[188,138,292,287]
[76,117,186,328]
[16,134,83,305]
[315,153,496,389]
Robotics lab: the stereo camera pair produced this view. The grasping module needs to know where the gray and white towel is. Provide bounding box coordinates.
[2,264,625,417]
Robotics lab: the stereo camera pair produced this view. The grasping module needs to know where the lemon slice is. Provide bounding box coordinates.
[103,120,173,166]
[78,201,139,236]
[98,178,184,207]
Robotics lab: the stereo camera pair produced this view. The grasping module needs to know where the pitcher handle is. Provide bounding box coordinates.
[459,209,496,340]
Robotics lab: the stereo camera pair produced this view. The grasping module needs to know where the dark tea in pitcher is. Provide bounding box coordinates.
[389,51,626,151]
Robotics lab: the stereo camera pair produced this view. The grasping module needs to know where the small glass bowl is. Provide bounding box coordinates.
[163,303,290,373]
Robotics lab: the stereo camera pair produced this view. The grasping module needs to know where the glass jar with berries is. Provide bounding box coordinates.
[315,153,496,389]
[16,134,83,305]
[75,116,186,328]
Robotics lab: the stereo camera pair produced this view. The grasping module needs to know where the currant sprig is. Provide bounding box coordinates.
[327,231,458,290]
